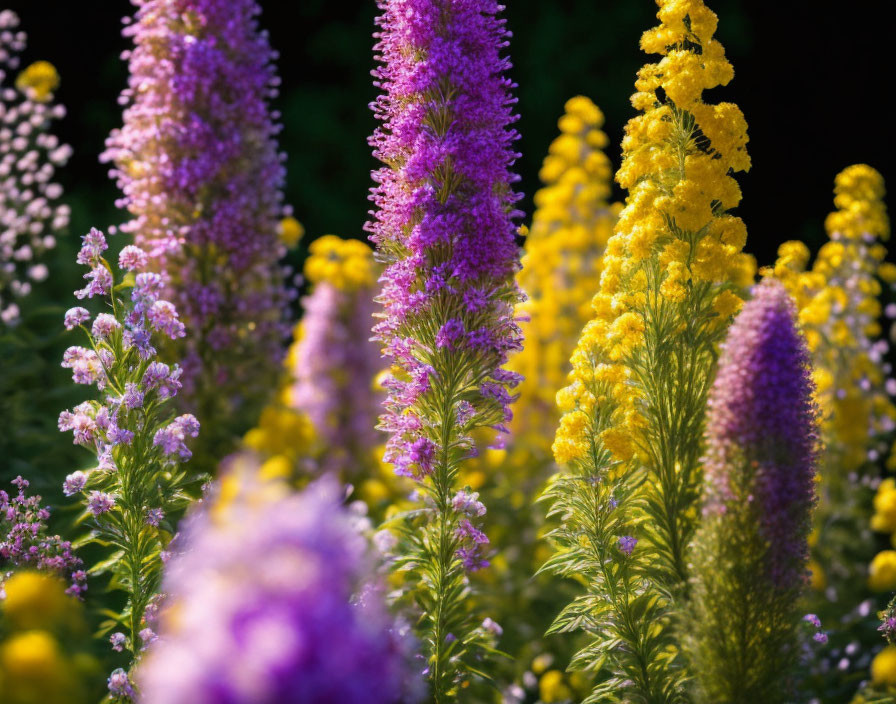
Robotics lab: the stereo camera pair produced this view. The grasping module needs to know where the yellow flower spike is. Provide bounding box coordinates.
[773,166,894,624]
[510,96,619,462]
[15,61,60,102]
[545,3,754,699]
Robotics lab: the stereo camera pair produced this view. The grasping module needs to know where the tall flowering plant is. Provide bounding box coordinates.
[476,95,619,699]
[687,280,819,703]
[771,165,896,696]
[0,9,71,325]
[103,0,288,463]
[367,0,524,697]
[543,0,754,699]
[59,228,200,698]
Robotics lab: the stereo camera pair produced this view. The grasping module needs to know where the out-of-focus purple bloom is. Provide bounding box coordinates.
[703,279,819,590]
[110,632,126,653]
[103,0,290,449]
[138,476,421,704]
[286,250,384,477]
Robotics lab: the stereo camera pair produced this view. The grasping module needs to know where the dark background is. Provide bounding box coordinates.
[5,0,894,266]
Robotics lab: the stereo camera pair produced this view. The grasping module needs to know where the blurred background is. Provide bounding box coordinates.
[4,0,894,267]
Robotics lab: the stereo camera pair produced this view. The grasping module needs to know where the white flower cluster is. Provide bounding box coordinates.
[0,10,71,324]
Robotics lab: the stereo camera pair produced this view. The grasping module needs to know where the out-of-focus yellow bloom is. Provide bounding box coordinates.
[873,479,896,533]
[869,550,896,592]
[303,235,377,291]
[0,629,81,704]
[278,216,304,248]
[807,560,826,590]
[872,645,896,686]
[1,572,70,631]
[15,61,59,102]
[539,669,572,703]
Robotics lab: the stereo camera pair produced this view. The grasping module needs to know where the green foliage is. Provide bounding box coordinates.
[686,459,803,703]
[540,424,687,703]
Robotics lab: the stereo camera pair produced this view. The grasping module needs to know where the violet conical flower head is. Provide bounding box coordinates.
[688,279,819,703]
[366,0,523,696]
[137,473,422,704]
[103,0,289,465]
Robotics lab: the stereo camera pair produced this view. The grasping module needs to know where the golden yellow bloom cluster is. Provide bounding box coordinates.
[510,96,620,457]
[15,60,59,102]
[553,0,752,574]
[770,166,896,600]
[544,1,753,697]
[302,235,378,292]
[0,572,93,704]
[773,165,895,478]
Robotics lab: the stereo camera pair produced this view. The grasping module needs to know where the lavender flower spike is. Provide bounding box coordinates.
[103,0,289,461]
[367,0,523,695]
[688,279,820,703]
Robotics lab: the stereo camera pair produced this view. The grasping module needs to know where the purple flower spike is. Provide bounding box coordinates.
[688,279,820,700]
[366,1,522,686]
[703,280,819,591]
[103,0,290,454]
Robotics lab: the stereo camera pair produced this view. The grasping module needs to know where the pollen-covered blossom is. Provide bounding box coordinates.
[366,0,523,693]
[0,476,87,597]
[137,475,421,704]
[103,0,290,460]
[0,10,71,325]
[544,1,755,699]
[58,227,199,681]
[688,280,818,703]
